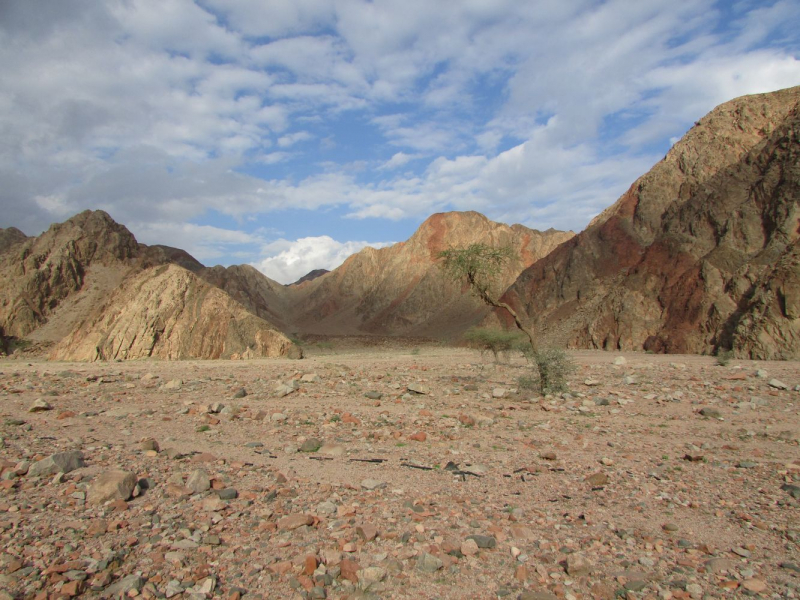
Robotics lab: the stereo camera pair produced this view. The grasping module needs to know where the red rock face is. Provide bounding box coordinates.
[503,86,800,359]
[282,211,574,338]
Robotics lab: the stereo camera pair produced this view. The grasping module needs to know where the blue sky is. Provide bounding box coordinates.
[1,0,798,283]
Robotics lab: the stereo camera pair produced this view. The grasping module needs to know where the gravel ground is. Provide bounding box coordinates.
[0,348,798,600]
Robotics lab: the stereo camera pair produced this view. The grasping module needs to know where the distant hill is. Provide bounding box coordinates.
[289,269,330,286]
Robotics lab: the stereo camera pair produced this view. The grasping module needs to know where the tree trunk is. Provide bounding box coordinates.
[469,274,538,354]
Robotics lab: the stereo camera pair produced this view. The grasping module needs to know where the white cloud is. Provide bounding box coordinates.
[253,236,394,284]
[378,152,422,170]
[1,0,799,253]
[277,131,313,147]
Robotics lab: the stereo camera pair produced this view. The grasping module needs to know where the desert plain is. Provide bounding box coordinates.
[0,345,798,600]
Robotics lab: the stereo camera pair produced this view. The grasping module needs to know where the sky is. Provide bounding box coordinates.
[1,1,799,284]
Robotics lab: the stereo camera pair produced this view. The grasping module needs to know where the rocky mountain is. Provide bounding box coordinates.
[0,227,28,254]
[0,211,300,360]
[283,211,573,338]
[289,269,329,286]
[50,264,301,361]
[503,86,800,359]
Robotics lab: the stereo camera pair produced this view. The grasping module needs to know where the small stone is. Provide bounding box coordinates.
[742,579,767,593]
[28,450,85,477]
[232,387,247,398]
[768,378,788,390]
[278,514,313,530]
[103,574,145,597]
[782,484,800,499]
[461,538,479,556]
[407,383,429,394]
[492,387,506,398]
[466,534,496,549]
[88,470,138,504]
[28,399,53,412]
[163,379,183,390]
[685,583,703,599]
[585,472,608,486]
[360,479,386,491]
[364,391,383,400]
[705,558,734,573]
[357,566,386,585]
[613,356,627,365]
[699,407,721,418]
[416,552,443,573]
[408,432,427,442]
[186,469,211,493]
[732,546,751,558]
[565,553,592,576]
[356,523,378,541]
[275,384,295,397]
[140,438,159,452]
[300,438,322,453]
[217,488,238,500]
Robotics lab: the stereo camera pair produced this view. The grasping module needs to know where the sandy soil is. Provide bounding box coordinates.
[0,347,798,600]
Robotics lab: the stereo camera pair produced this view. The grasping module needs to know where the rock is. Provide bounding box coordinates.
[705,558,734,573]
[519,593,558,600]
[102,574,145,597]
[88,470,138,504]
[300,438,322,453]
[275,384,295,397]
[407,383,429,394]
[232,387,247,398]
[163,379,183,390]
[466,535,496,549]
[742,579,767,593]
[340,558,360,583]
[186,469,211,493]
[492,387,506,398]
[585,472,609,486]
[28,450,85,477]
[216,488,238,500]
[781,483,800,499]
[300,373,320,383]
[416,553,443,573]
[28,399,53,412]
[140,438,159,452]
[357,566,386,586]
[356,523,378,541]
[360,479,386,491]
[699,407,721,418]
[278,514,313,530]
[768,378,788,390]
[364,391,383,400]
[565,553,592,576]
[613,356,627,365]
[461,538,479,556]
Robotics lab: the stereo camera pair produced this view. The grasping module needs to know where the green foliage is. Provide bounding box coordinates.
[715,349,733,366]
[518,348,576,395]
[438,244,516,298]
[463,327,524,362]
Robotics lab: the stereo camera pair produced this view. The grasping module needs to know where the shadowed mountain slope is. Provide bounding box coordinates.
[503,86,800,359]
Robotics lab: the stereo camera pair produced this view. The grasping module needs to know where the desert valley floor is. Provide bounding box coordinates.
[0,346,798,600]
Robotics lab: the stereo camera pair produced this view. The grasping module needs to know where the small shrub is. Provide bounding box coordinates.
[715,349,733,366]
[518,348,576,395]
[463,327,525,362]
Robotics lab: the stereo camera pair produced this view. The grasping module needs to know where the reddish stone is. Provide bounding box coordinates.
[409,432,427,442]
[340,558,360,583]
[356,523,378,542]
[303,555,318,576]
[61,580,84,596]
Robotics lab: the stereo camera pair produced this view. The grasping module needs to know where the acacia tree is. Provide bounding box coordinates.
[437,244,538,354]
[438,243,574,394]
